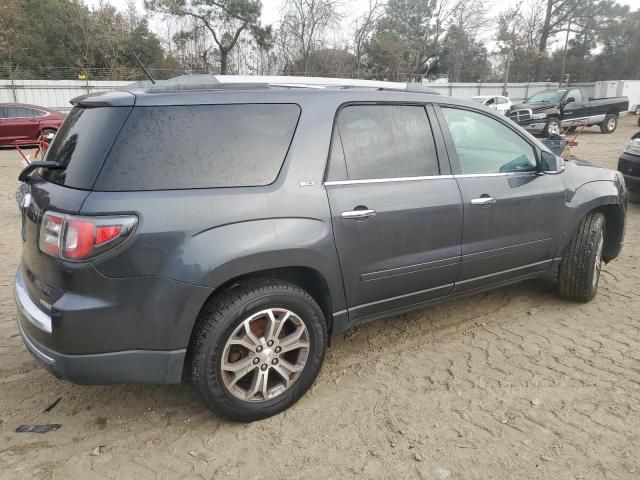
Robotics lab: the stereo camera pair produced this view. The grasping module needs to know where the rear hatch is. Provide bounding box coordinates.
[18,98,133,311]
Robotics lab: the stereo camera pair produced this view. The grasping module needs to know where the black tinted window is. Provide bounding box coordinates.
[95,104,300,191]
[7,107,33,118]
[42,107,131,188]
[334,105,438,180]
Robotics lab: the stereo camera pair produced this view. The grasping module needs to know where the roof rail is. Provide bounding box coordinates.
[145,74,440,95]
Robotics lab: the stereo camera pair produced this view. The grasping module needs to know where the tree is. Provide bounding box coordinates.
[280,0,341,75]
[364,23,409,81]
[145,0,270,74]
[534,0,581,80]
[381,0,437,78]
[352,0,385,78]
[439,0,489,81]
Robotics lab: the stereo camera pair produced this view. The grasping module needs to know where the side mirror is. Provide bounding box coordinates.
[565,96,575,104]
[540,151,565,174]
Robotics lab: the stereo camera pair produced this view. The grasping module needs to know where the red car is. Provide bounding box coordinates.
[0,103,65,146]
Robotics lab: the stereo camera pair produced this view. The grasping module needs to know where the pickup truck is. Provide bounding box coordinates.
[507,87,629,137]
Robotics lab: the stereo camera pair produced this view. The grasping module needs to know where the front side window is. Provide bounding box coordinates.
[442,107,537,174]
[328,105,439,181]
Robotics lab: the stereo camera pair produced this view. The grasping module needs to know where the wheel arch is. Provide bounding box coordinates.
[183,265,336,380]
[594,204,625,262]
[562,181,625,263]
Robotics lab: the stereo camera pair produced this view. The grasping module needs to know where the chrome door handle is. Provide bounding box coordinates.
[340,209,376,219]
[471,196,496,206]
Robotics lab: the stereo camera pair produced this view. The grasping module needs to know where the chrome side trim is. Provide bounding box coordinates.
[324,174,454,186]
[454,172,538,178]
[15,269,52,334]
[561,116,588,126]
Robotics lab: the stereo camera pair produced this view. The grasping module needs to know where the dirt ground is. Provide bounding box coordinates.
[1,117,639,480]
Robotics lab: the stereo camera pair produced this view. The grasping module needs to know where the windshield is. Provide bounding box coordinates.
[527,90,566,103]
[471,97,487,103]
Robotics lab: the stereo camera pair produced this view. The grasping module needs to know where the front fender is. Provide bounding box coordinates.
[557,180,625,258]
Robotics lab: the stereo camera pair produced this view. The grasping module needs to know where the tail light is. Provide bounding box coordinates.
[39,211,137,261]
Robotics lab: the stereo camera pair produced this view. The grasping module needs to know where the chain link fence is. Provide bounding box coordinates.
[0,64,596,112]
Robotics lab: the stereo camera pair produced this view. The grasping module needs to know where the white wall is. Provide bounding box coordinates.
[0,78,597,112]
[0,79,131,112]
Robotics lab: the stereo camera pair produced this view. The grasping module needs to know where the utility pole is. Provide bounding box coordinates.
[559,18,571,88]
[502,51,511,97]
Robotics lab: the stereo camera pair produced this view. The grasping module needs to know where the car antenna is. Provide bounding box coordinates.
[133,53,156,84]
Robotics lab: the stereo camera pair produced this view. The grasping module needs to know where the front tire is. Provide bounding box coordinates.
[600,114,617,134]
[190,279,327,422]
[544,117,561,137]
[558,212,606,302]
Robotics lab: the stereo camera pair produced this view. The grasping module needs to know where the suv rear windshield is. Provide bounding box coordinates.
[94,103,301,191]
[41,106,131,189]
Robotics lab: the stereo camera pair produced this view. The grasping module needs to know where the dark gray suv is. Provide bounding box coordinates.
[15,77,626,421]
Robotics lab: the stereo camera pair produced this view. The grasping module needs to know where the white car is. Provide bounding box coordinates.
[471,95,512,114]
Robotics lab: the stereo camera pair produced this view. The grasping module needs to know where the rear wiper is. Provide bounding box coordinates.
[18,161,64,182]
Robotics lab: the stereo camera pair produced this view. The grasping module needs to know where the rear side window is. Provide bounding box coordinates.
[42,106,131,189]
[328,105,438,181]
[95,104,300,191]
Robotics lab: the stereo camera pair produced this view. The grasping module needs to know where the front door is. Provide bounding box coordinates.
[562,88,587,127]
[436,105,566,294]
[325,104,463,323]
[0,106,8,143]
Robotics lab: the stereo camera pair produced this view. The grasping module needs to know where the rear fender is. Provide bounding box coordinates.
[168,218,347,314]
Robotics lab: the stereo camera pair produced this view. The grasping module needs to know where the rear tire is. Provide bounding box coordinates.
[190,279,327,422]
[600,114,617,134]
[558,212,606,302]
[41,128,57,138]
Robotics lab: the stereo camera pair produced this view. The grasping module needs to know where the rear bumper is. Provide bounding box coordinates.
[15,268,186,384]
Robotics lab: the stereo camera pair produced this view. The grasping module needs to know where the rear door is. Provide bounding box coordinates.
[436,105,565,294]
[325,103,463,323]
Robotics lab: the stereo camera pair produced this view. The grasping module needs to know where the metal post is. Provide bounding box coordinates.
[8,63,18,102]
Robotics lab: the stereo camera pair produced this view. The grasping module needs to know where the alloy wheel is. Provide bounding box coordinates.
[220,308,310,402]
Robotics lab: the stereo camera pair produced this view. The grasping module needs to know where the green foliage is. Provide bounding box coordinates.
[145,0,269,74]
[0,0,174,79]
